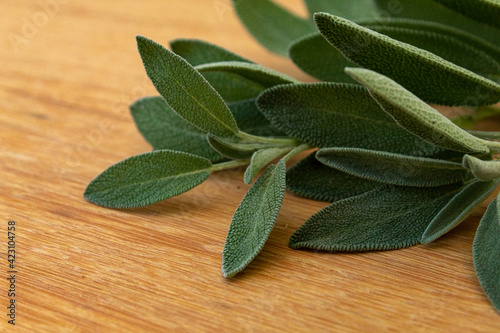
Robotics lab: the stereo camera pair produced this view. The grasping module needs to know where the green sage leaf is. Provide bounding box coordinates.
[346,67,491,154]
[207,135,259,160]
[314,13,500,106]
[84,150,211,208]
[136,36,238,137]
[290,19,500,82]
[421,180,498,244]
[362,18,500,65]
[468,130,500,141]
[316,147,467,187]
[228,98,284,137]
[289,183,463,251]
[432,0,500,29]
[207,134,283,160]
[473,194,500,312]
[362,21,500,77]
[130,97,224,162]
[195,61,298,87]
[196,61,298,102]
[232,0,315,56]
[374,0,500,47]
[200,72,266,102]
[222,159,287,277]
[463,155,500,181]
[244,147,291,184]
[286,153,383,202]
[257,82,442,156]
[304,0,379,20]
[170,39,252,66]
[289,33,357,83]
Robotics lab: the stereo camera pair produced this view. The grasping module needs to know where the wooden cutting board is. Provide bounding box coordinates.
[1,0,499,331]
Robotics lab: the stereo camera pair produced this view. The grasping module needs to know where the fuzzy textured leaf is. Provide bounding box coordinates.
[374,0,500,47]
[232,0,315,56]
[289,183,462,251]
[463,155,500,181]
[222,159,287,277]
[228,99,284,137]
[362,21,500,77]
[290,18,500,82]
[473,195,500,312]
[314,14,500,106]
[432,0,500,29]
[289,33,357,83]
[170,39,252,66]
[362,18,500,64]
[468,130,500,141]
[130,97,223,162]
[200,72,266,102]
[346,68,491,153]
[257,82,442,156]
[84,150,211,208]
[304,0,378,20]
[207,135,261,160]
[316,147,467,187]
[136,36,238,137]
[195,61,298,88]
[244,147,291,184]
[421,180,498,244]
[286,153,383,202]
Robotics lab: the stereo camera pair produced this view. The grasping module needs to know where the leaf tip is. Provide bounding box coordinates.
[221,265,238,279]
[419,232,435,245]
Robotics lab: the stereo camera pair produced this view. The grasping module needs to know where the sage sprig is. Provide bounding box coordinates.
[85,1,500,314]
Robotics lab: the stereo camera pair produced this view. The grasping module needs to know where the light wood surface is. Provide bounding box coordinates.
[1,1,500,332]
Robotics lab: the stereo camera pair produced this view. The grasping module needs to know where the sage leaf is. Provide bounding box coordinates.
[257,82,442,156]
[374,0,500,47]
[222,159,287,277]
[289,19,500,83]
[290,18,500,82]
[346,67,491,154]
[463,155,500,181]
[228,98,284,137]
[316,147,467,187]
[473,195,500,312]
[207,134,279,160]
[362,18,500,65]
[362,21,500,77]
[244,147,291,184]
[289,33,357,83]
[314,13,500,106]
[232,0,315,56]
[432,0,500,29]
[170,39,252,66]
[207,135,258,160]
[195,61,298,88]
[84,150,211,208]
[289,183,462,251]
[136,36,238,137]
[421,180,498,244]
[286,153,383,202]
[196,61,298,102]
[200,72,266,102]
[304,0,379,20]
[130,97,223,162]
[468,130,500,141]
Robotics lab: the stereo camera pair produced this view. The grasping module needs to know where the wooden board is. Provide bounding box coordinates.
[1,1,499,331]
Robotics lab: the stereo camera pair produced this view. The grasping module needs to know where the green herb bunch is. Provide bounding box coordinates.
[84,0,500,312]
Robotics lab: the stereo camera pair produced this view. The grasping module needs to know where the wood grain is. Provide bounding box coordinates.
[1,1,499,332]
